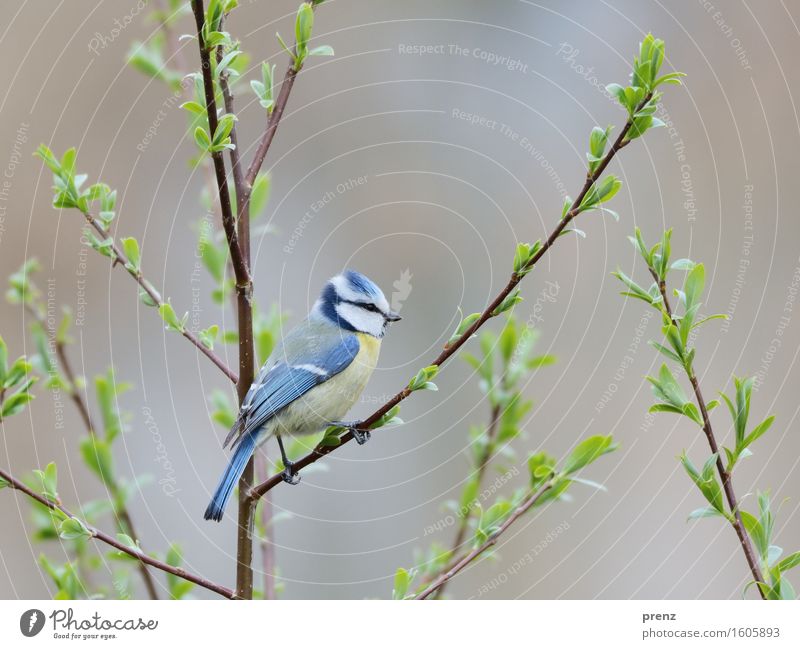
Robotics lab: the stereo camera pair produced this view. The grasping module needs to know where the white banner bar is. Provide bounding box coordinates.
[1,599,797,647]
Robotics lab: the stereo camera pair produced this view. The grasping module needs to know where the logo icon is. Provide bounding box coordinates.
[20,609,45,637]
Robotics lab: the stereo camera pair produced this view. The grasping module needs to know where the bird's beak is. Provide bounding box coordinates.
[386,311,402,322]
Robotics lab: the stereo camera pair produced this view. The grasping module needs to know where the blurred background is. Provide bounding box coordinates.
[1,0,799,599]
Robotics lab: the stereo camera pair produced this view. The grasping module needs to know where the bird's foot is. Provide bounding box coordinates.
[351,428,371,445]
[281,460,301,485]
[330,421,371,445]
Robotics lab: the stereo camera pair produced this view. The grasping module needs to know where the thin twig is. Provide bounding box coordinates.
[81,211,238,383]
[239,3,323,216]
[190,0,250,291]
[415,480,555,599]
[242,63,297,196]
[0,467,234,599]
[249,96,651,502]
[23,303,159,599]
[650,269,767,599]
[436,403,501,598]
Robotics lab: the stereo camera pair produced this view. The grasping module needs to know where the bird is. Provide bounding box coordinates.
[204,270,402,521]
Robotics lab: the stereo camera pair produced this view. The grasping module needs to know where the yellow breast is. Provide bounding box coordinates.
[266,333,381,437]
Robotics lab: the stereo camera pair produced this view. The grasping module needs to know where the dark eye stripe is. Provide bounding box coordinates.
[344,299,381,313]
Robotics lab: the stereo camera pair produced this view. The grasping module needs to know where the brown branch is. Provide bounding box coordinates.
[242,63,297,197]
[415,480,555,600]
[23,303,159,598]
[81,211,238,383]
[650,269,767,599]
[238,3,324,218]
[189,0,257,599]
[436,403,501,598]
[0,467,234,599]
[190,0,250,292]
[249,96,651,502]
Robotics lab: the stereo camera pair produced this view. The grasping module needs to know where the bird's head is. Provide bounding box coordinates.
[313,270,402,337]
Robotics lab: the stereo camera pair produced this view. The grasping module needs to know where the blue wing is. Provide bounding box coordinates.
[223,332,360,449]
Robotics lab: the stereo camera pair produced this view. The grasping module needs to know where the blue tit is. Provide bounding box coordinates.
[204,270,402,521]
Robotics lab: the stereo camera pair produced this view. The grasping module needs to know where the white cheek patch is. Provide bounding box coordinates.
[336,302,385,337]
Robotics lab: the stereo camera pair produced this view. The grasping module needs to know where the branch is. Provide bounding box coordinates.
[189,0,257,599]
[249,96,651,501]
[190,0,251,291]
[81,211,238,384]
[239,3,323,218]
[650,269,767,599]
[242,63,297,197]
[0,467,234,599]
[23,303,159,599]
[435,403,501,598]
[415,480,555,599]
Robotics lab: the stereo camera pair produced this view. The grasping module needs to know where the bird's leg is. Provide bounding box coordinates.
[329,420,371,446]
[276,434,300,485]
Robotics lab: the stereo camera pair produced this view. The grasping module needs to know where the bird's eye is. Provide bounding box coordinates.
[363,303,379,312]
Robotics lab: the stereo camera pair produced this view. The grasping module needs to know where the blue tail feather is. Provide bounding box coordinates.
[204,434,257,522]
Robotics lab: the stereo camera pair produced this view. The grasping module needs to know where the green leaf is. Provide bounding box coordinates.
[408,365,439,391]
[80,437,115,483]
[680,452,725,515]
[35,462,59,500]
[116,533,141,553]
[180,101,206,115]
[683,263,705,310]
[562,435,616,475]
[194,126,211,151]
[309,44,334,57]
[199,325,219,350]
[249,173,271,218]
[687,506,725,521]
[492,290,522,317]
[446,312,481,348]
[392,567,414,600]
[121,237,141,273]
[580,175,621,212]
[778,551,800,573]
[59,517,92,541]
[513,241,541,276]
[647,364,691,411]
[159,302,187,333]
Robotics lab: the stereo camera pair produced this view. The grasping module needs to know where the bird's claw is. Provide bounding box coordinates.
[281,461,301,485]
[330,420,371,446]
